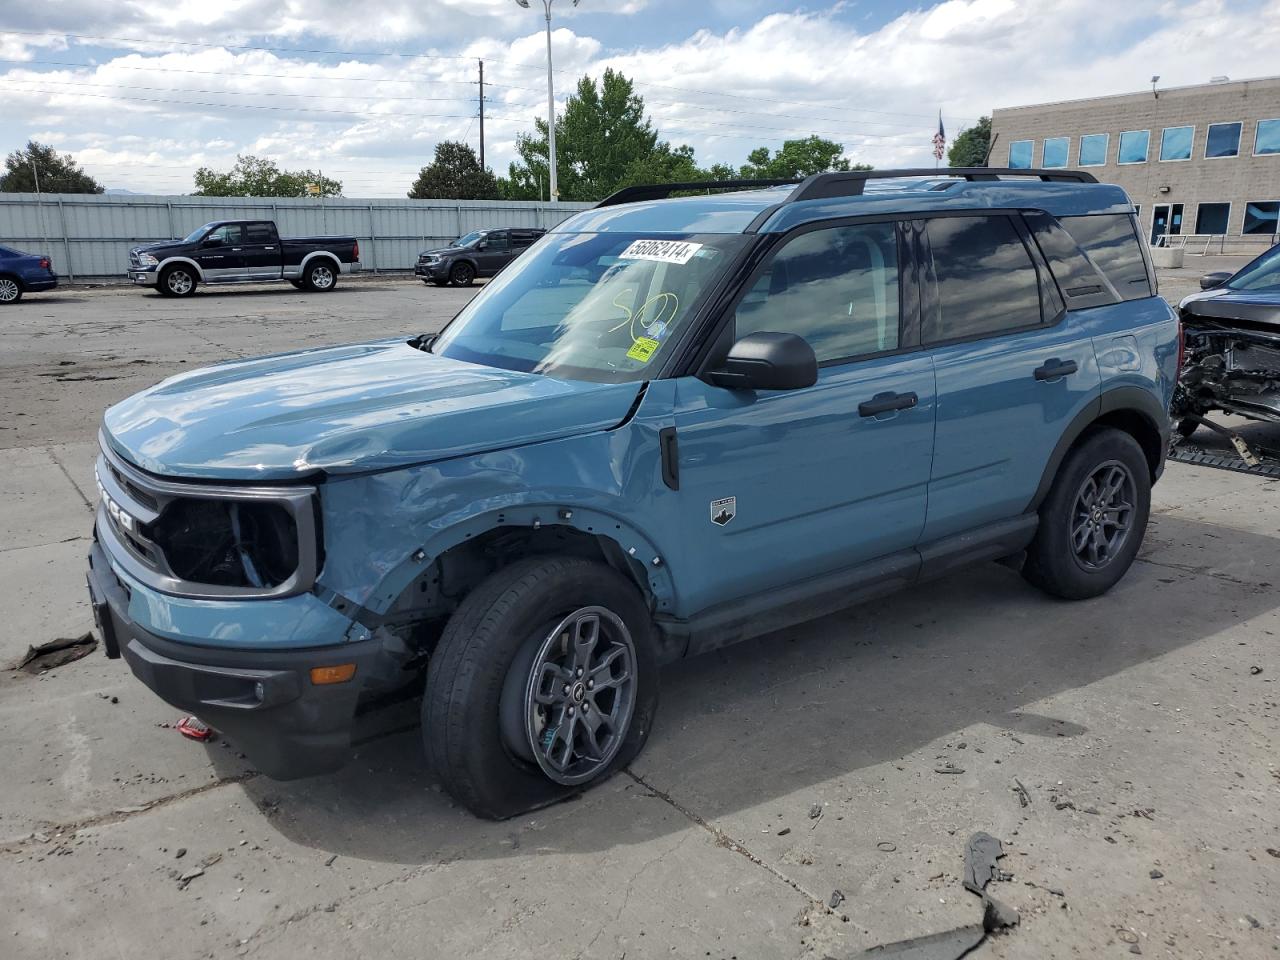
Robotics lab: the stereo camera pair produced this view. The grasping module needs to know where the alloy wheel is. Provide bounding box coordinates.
[166,270,193,295]
[310,265,334,290]
[1071,460,1135,571]
[521,606,637,786]
[0,278,19,303]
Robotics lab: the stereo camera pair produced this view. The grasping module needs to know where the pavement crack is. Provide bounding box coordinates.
[1135,554,1262,587]
[2,770,260,852]
[623,768,832,915]
[46,446,94,513]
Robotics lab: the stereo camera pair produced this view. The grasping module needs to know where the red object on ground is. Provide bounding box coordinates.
[176,716,214,742]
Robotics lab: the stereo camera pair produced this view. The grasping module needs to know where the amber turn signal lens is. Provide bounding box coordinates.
[310,663,357,685]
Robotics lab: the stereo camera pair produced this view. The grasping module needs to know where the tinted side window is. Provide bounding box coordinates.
[924,216,1042,342]
[206,224,243,245]
[735,222,900,363]
[245,222,275,243]
[511,231,539,248]
[1059,214,1152,300]
[485,232,510,252]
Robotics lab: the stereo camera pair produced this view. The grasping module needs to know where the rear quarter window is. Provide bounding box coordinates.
[1059,214,1153,302]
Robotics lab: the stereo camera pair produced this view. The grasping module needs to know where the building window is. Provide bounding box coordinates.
[1118,130,1150,164]
[1255,119,1280,156]
[1042,137,1069,168]
[1195,202,1231,234]
[1008,140,1033,169]
[1243,201,1280,235]
[1159,126,1193,161]
[1078,133,1108,166]
[1205,122,1242,158]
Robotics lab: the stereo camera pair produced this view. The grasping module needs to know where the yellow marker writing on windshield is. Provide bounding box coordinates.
[626,337,660,363]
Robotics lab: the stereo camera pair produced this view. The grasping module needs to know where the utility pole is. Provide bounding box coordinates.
[478,59,486,171]
[515,0,580,201]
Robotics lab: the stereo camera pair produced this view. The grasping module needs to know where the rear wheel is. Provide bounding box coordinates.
[1023,428,1150,600]
[423,556,659,819]
[304,260,338,292]
[449,262,475,287]
[159,265,196,297]
[0,275,22,304]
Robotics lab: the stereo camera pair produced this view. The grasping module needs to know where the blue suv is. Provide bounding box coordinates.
[86,169,1178,818]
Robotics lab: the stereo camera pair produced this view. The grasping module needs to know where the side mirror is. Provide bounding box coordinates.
[705,332,818,391]
[1200,271,1232,290]
[202,236,224,248]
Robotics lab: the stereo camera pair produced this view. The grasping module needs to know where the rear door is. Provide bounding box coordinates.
[919,212,1101,543]
[241,222,281,278]
[194,223,246,280]
[673,219,936,614]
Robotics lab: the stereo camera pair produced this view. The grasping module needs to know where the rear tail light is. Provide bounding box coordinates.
[353,240,360,261]
[39,257,50,271]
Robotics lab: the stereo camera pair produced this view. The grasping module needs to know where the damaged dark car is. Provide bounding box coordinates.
[1173,244,1280,439]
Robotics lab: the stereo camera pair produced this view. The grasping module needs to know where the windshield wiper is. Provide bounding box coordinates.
[411,333,440,353]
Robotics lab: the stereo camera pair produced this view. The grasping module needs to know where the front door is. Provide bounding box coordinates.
[672,220,936,615]
[194,223,246,280]
[918,213,1101,542]
[1150,204,1170,245]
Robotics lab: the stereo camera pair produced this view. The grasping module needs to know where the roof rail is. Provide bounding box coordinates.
[594,178,800,208]
[785,167,1099,202]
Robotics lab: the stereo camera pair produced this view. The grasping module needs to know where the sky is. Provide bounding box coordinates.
[2,0,1279,197]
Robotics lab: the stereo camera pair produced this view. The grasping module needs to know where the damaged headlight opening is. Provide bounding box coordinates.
[150,498,300,588]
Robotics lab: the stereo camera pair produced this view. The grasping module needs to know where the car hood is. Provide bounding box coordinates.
[102,340,643,480]
[1179,287,1280,324]
[419,246,467,257]
[131,240,188,257]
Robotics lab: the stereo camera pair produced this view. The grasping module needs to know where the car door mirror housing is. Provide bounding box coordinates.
[476,241,489,250]
[1199,271,1232,290]
[704,332,818,391]
[202,236,224,248]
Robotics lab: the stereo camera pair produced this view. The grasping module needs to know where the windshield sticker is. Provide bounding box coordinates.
[618,239,704,265]
[626,337,661,363]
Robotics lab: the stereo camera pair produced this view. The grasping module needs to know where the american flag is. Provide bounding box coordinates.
[932,111,946,162]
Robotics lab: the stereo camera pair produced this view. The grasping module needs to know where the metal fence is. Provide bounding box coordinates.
[0,193,593,279]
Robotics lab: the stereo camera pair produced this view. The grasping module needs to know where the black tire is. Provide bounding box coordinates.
[1175,417,1199,440]
[0,275,22,304]
[424,556,659,820]
[290,279,306,290]
[449,262,476,287]
[158,265,197,297]
[1023,427,1151,600]
[303,259,338,292]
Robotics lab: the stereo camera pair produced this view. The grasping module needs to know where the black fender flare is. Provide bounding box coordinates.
[1028,387,1171,511]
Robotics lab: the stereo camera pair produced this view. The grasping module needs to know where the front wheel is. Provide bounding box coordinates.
[449,262,475,287]
[1023,428,1151,600]
[159,265,196,297]
[423,557,659,819]
[303,260,338,292]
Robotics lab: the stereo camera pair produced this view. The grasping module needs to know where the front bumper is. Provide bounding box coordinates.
[129,269,158,286]
[87,538,385,779]
[414,260,448,279]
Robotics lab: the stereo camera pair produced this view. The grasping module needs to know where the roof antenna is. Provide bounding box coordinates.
[1151,75,1160,100]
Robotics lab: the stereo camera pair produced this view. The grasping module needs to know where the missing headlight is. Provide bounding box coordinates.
[151,499,299,588]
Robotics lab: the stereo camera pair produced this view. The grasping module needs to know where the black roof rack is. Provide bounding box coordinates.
[785,167,1098,202]
[594,178,800,208]
[594,168,1099,209]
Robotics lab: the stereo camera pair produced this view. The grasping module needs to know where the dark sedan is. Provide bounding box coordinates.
[0,244,58,304]
[1173,244,1280,436]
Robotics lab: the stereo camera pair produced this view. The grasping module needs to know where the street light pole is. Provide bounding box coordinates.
[516,0,579,201]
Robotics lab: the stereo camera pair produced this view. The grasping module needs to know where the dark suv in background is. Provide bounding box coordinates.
[416,228,545,286]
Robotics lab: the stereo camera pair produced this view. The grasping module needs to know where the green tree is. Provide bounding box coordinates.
[737,135,868,179]
[192,155,342,197]
[947,116,991,167]
[505,68,705,202]
[0,140,103,193]
[408,141,500,200]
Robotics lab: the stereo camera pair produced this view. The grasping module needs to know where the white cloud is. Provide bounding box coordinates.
[3,0,1279,195]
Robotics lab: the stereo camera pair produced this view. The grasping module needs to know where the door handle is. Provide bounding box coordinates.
[1034,358,1079,381]
[230,247,242,252]
[858,391,918,417]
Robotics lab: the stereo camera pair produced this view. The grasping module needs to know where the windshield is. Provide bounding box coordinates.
[182,222,217,244]
[1227,245,1280,292]
[432,232,750,382]
[451,232,485,248]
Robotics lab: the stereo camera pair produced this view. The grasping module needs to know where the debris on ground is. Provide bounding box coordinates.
[1250,665,1263,675]
[982,895,1020,931]
[876,841,897,853]
[808,802,823,819]
[1012,779,1031,808]
[934,764,965,775]
[176,867,204,889]
[962,832,1006,894]
[324,854,337,867]
[1149,869,1164,879]
[777,827,791,836]
[176,716,215,742]
[16,634,97,674]
[829,889,845,909]
[857,926,986,958]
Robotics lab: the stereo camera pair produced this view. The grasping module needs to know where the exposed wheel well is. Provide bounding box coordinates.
[382,523,653,656]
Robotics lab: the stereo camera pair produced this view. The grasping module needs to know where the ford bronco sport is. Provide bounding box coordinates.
[87,169,1178,819]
